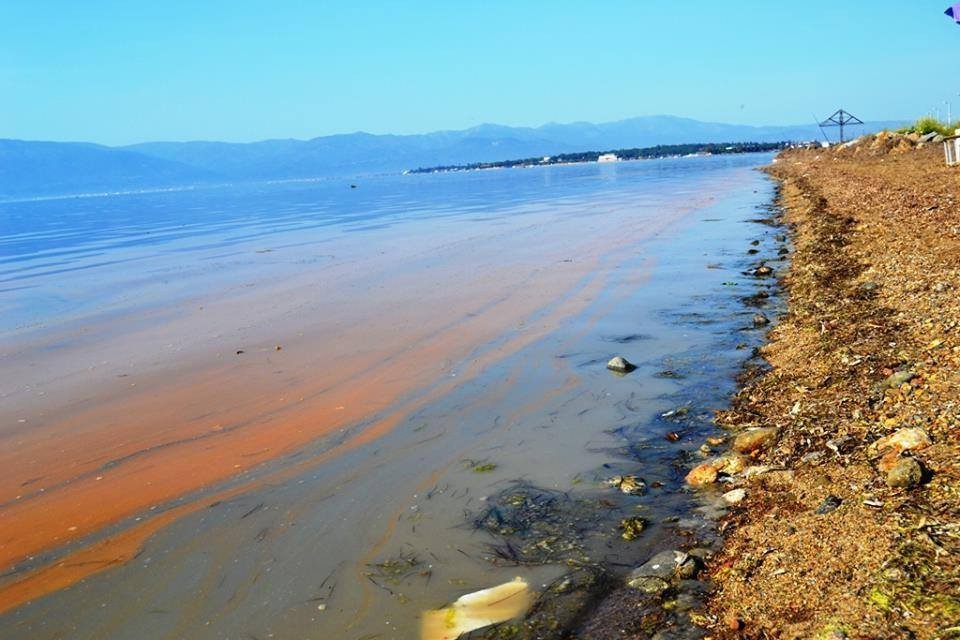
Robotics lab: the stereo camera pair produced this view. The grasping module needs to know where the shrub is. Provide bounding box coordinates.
[906,116,959,137]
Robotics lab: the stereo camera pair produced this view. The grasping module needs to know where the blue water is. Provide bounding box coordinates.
[0,154,771,335]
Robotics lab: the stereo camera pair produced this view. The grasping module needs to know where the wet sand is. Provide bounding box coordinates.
[0,156,775,638]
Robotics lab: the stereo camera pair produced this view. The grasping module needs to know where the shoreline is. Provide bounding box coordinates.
[702,139,960,637]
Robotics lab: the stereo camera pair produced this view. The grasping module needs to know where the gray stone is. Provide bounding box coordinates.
[627,575,670,594]
[628,550,699,583]
[606,356,635,373]
[753,313,770,327]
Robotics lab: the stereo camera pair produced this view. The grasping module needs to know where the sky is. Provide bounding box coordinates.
[1,0,958,145]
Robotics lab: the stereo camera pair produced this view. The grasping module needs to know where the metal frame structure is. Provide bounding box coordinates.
[819,109,864,144]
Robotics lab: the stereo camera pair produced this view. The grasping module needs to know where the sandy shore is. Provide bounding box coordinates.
[703,139,960,638]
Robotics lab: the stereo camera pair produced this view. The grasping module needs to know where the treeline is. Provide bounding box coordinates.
[409,141,788,174]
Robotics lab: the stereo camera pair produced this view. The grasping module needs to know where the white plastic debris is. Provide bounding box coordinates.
[421,577,532,640]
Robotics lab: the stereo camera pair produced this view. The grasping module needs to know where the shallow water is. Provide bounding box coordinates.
[0,155,780,639]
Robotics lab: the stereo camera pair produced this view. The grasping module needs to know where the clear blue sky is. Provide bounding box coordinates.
[2,0,957,145]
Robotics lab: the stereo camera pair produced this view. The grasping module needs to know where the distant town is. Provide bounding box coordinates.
[407,141,789,174]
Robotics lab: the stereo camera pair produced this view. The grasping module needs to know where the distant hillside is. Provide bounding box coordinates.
[1,115,905,198]
[0,140,215,198]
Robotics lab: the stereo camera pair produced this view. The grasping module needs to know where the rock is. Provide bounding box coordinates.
[716,454,749,474]
[752,265,774,277]
[620,517,647,540]
[742,465,776,478]
[732,427,778,454]
[752,313,771,327]
[750,239,760,246]
[919,131,939,143]
[722,488,746,504]
[815,494,842,514]
[686,462,719,486]
[686,547,714,562]
[747,248,759,255]
[775,234,787,242]
[605,475,646,496]
[934,134,945,143]
[872,427,931,456]
[686,454,747,486]
[629,550,697,582]
[933,281,951,293]
[606,356,636,373]
[706,435,726,446]
[887,457,922,488]
[627,575,670,594]
[872,370,916,396]
[877,451,902,474]
[778,247,789,256]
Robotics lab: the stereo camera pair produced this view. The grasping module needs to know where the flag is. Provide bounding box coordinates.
[947,4,960,23]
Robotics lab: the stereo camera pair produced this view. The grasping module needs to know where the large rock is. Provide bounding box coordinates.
[871,427,931,456]
[686,462,718,486]
[686,454,748,486]
[733,427,778,454]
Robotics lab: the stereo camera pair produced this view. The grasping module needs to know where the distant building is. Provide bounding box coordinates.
[597,153,619,163]
[944,130,960,166]
[541,156,551,163]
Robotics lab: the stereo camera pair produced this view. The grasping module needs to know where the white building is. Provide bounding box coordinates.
[597,153,619,163]
[944,130,960,166]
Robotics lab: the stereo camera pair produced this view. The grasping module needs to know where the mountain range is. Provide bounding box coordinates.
[0,115,904,198]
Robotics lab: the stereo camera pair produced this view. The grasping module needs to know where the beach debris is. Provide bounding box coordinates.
[815,495,842,515]
[660,406,689,419]
[619,517,647,541]
[471,482,598,565]
[420,577,532,640]
[606,356,636,373]
[604,475,646,495]
[732,427,778,454]
[886,457,923,488]
[654,369,684,379]
[463,459,498,473]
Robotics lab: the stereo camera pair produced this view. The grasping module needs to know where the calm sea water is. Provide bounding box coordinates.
[1,153,780,640]
[1,155,771,336]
